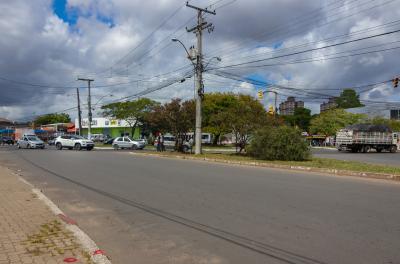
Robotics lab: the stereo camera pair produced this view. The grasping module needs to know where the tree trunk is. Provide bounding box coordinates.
[212,133,220,146]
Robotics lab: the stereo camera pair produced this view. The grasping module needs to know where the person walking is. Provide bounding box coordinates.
[160,133,165,152]
[156,134,161,152]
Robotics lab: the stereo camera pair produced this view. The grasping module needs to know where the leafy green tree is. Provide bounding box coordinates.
[144,98,195,151]
[309,109,365,136]
[335,89,363,109]
[34,113,70,126]
[203,93,238,145]
[102,98,158,137]
[225,94,268,152]
[248,126,310,161]
[284,107,312,131]
[369,116,400,131]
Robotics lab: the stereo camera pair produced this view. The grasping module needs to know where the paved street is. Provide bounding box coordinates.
[312,148,400,167]
[1,146,400,264]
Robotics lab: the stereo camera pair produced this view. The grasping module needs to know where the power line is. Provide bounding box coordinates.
[208,29,400,70]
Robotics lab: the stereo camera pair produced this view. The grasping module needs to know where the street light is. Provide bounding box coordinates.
[204,56,221,70]
[171,38,196,67]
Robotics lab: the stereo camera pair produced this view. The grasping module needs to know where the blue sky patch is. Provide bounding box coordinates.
[52,0,114,27]
[245,73,273,87]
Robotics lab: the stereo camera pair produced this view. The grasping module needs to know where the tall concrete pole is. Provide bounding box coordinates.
[194,11,203,155]
[77,78,94,140]
[186,1,215,154]
[76,88,82,136]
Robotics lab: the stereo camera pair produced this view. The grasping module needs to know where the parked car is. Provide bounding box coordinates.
[103,137,115,145]
[17,135,45,149]
[153,135,192,152]
[112,137,145,150]
[55,135,94,151]
[2,136,14,145]
[91,134,105,142]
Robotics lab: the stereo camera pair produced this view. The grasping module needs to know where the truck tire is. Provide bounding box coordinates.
[364,145,371,153]
[390,145,397,153]
[56,143,62,150]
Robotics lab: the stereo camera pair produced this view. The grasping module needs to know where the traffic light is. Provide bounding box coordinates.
[393,78,399,88]
[268,105,275,115]
[257,90,264,99]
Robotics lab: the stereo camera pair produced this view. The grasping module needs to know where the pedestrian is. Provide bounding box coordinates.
[156,134,161,152]
[160,133,165,152]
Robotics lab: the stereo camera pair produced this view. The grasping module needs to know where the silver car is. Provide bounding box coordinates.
[17,135,45,149]
[112,137,145,150]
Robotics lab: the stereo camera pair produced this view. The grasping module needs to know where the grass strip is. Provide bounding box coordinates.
[142,151,400,176]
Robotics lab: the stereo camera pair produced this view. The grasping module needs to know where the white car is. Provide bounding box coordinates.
[17,135,45,149]
[55,135,94,151]
[112,137,145,150]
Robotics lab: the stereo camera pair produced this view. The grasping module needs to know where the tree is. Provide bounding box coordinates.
[144,98,195,151]
[225,94,268,152]
[309,109,366,136]
[283,107,312,131]
[248,126,310,161]
[34,113,70,126]
[102,98,158,138]
[203,93,238,145]
[335,89,363,109]
[369,116,400,131]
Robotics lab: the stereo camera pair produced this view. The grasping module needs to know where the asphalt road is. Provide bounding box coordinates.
[1,146,399,264]
[312,147,400,167]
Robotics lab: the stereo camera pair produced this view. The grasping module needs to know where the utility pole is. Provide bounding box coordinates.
[186,1,216,155]
[76,88,82,136]
[77,78,94,140]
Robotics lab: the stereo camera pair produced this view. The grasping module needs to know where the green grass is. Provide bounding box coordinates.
[141,151,400,176]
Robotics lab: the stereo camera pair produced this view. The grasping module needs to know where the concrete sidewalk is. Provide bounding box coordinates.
[0,167,108,264]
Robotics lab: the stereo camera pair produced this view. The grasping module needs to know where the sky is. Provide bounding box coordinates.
[1,0,400,121]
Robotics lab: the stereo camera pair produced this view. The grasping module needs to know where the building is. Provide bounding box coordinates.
[75,117,140,138]
[279,97,304,115]
[390,110,400,120]
[320,97,337,112]
[0,118,13,129]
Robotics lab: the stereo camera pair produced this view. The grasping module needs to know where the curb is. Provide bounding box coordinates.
[129,152,400,182]
[16,174,112,264]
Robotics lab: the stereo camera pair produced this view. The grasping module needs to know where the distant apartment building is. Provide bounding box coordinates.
[279,97,304,115]
[320,97,337,112]
[390,109,400,120]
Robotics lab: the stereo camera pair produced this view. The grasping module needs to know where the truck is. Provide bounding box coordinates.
[335,124,399,153]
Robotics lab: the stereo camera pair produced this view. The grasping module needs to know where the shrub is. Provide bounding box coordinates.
[248,126,310,161]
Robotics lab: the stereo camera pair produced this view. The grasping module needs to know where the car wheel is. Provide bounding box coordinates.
[131,144,138,150]
[113,144,119,150]
[74,143,82,151]
[183,145,189,153]
[87,147,93,151]
[56,143,62,150]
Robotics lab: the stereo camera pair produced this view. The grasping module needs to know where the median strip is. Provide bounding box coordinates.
[129,151,400,181]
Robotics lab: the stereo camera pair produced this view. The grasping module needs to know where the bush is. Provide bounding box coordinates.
[247,126,310,161]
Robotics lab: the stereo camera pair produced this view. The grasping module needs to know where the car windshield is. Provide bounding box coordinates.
[27,136,39,141]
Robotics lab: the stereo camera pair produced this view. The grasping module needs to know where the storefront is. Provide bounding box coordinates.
[76,118,140,138]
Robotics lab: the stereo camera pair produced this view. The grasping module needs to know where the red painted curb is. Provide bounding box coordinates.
[63,257,78,262]
[58,213,78,225]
